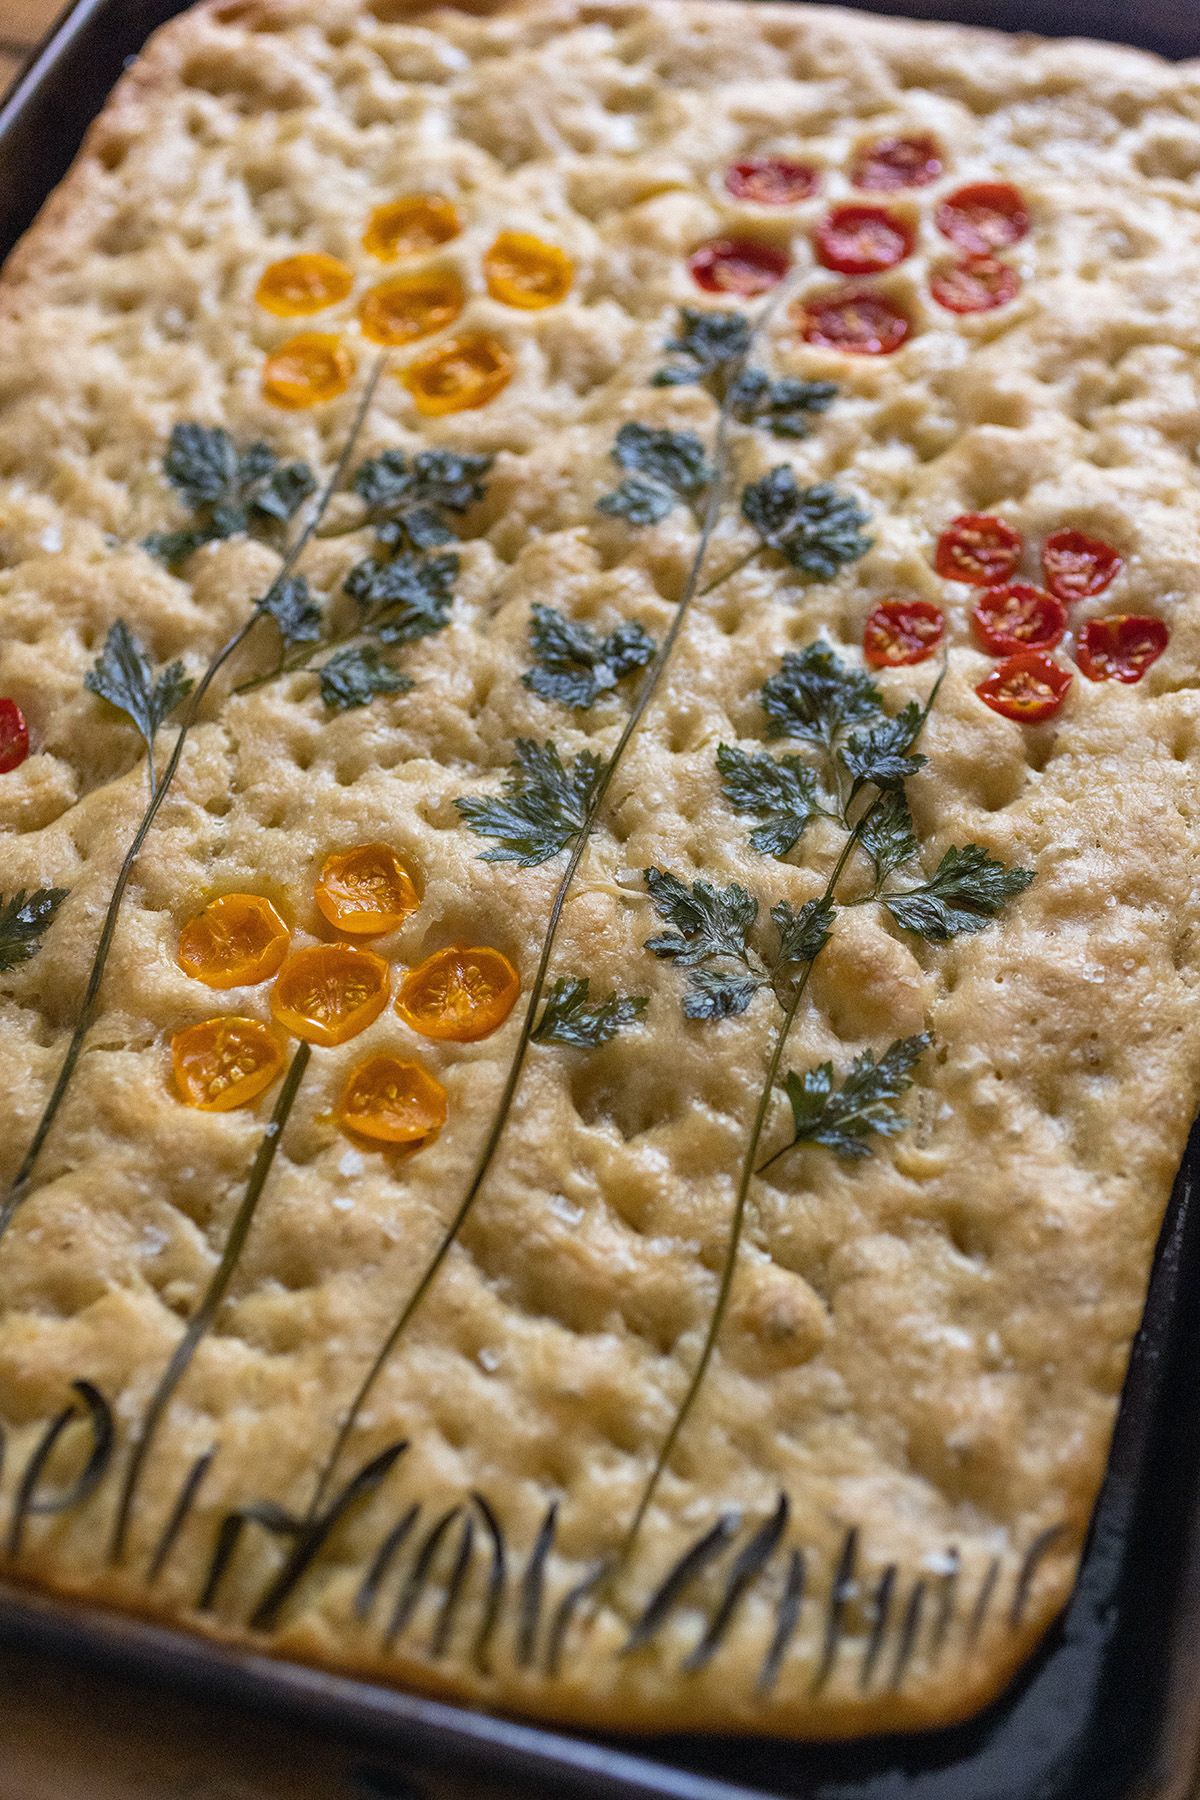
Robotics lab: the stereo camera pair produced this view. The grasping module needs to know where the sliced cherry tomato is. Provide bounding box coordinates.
[929,255,1020,314]
[338,1053,447,1146]
[972,583,1065,655]
[401,335,513,415]
[358,271,464,345]
[1041,529,1122,603]
[314,844,420,936]
[815,206,915,276]
[255,253,353,318]
[484,232,573,309]
[863,598,944,667]
[724,158,819,204]
[396,943,520,1042]
[798,288,911,355]
[689,238,790,296]
[1076,615,1167,683]
[934,513,1022,586]
[363,195,460,262]
[262,334,354,409]
[172,1017,287,1112]
[935,183,1029,255]
[850,135,942,192]
[178,894,290,989]
[271,943,390,1046]
[976,650,1071,723]
[0,698,29,773]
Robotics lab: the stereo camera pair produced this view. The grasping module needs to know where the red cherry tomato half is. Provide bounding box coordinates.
[976,650,1071,723]
[725,158,819,204]
[814,205,915,276]
[863,598,945,667]
[0,699,29,773]
[934,513,1022,587]
[929,255,1020,314]
[851,135,942,192]
[935,183,1029,255]
[689,238,790,296]
[972,583,1066,655]
[1076,615,1167,683]
[798,289,911,355]
[1041,529,1122,604]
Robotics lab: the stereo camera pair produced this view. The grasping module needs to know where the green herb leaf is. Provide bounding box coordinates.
[344,553,458,643]
[596,476,679,525]
[729,370,838,439]
[859,791,919,889]
[740,470,872,579]
[264,576,322,646]
[523,604,656,709]
[84,620,193,756]
[596,424,714,523]
[533,976,648,1047]
[141,527,217,565]
[780,1034,930,1162]
[643,867,758,966]
[162,423,240,510]
[251,459,318,524]
[354,448,493,517]
[770,896,835,970]
[653,307,752,390]
[884,845,1034,942]
[761,643,883,752]
[456,741,606,867]
[0,888,69,974]
[840,701,926,792]
[318,646,413,712]
[681,966,762,1020]
[144,424,315,565]
[716,744,826,858]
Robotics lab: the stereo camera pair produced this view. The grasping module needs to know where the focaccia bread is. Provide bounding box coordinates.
[1,0,1200,1741]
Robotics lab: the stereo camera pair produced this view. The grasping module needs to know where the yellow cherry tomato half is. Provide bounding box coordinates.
[314,844,420,936]
[337,1053,448,1145]
[401,335,513,415]
[358,269,465,346]
[255,253,354,317]
[177,893,290,989]
[172,1016,288,1111]
[262,333,355,409]
[395,942,519,1042]
[271,943,390,1046]
[483,232,573,310]
[363,195,461,262]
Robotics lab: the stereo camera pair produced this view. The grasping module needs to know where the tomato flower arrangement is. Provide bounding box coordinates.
[254,195,574,413]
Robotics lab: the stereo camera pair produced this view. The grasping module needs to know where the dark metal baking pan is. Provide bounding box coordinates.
[2,4,1200,1798]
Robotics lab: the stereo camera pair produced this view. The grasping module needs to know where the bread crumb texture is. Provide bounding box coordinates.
[1,0,1200,1740]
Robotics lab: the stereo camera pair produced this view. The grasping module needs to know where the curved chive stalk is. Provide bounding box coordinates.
[0,356,387,1245]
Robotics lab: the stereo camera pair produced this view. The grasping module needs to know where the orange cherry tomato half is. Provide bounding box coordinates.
[935,183,1029,255]
[798,288,911,355]
[395,942,520,1043]
[724,158,819,204]
[689,238,790,297]
[255,253,354,317]
[337,1053,448,1146]
[850,135,942,192]
[929,255,1019,314]
[271,943,390,1046]
[178,893,290,989]
[363,195,461,262]
[484,232,574,309]
[262,334,355,409]
[0,698,29,772]
[1076,615,1168,684]
[863,598,944,667]
[976,650,1071,723]
[314,844,420,936]
[972,583,1065,656]
[934,513,1022,586]
[358,270,465,345]
[1041,529,1122,603]
[401,335,514,415]
[172,1016,287,1111]
[815,205,914,276]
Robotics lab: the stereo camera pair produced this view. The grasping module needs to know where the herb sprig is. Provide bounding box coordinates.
[654,308,837,438]
[532,977,647,1048]
[85,621,194,795]
[596,423,714,525]
[0,888,69,974]
[523,604,656,711]
[143,423,316,567]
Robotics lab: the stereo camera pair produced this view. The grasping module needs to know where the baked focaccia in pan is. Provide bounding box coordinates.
[1,0,1199,1740]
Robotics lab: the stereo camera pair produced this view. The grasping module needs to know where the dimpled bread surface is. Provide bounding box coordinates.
[1,0,1200,1740]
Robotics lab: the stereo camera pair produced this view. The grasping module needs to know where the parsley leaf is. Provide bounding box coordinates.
[859,791,918,889]
[884,845,1034,942]
[653,308,752,390]
[523,604,656,709]
[761,643,883,751]
[770,896,835,970]
[318,647,413,712]
[729,369,838,439]
[651,309,839,437]
[0,887,69,974]
[143,423,315,566]
[596,424,714,524]
[350,448,493,553]
[740,470,872,580]
[264,577,322,646]
[778,1034,930,1162]
[840,701,926,792]
[681,966,764,1021]
[643,867,763,1019]
[716,744,826,858]
[533,976,648,1047]
[456,741,605,867]
[344,552,458,644]
[85,620,193,759]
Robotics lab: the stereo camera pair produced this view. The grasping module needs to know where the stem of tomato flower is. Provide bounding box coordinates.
[0,355,387,1244]
[696,543,762,598]
[108,1040,313,1567]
